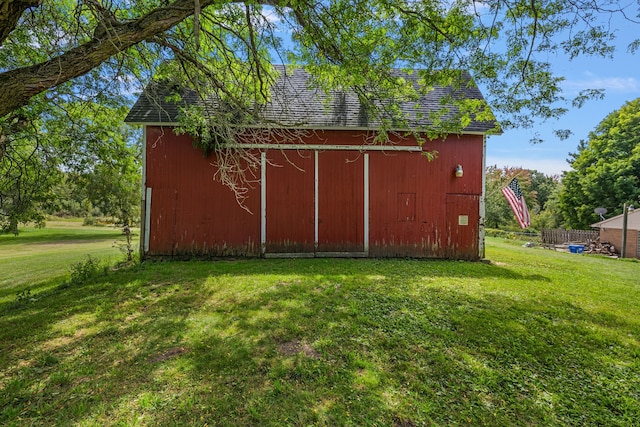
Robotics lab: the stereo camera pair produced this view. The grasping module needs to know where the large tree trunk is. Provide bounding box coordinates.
[0,0,43,45]
[0,0,267,118]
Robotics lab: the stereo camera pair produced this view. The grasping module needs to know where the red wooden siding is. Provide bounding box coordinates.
[144,126,485,259]
[265,150,315,253]
[445,194,480,260]
[368,135,483,258]
[318,151,365,253]
[145,127,260,256]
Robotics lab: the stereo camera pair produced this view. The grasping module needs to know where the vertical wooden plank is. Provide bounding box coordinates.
[479,135,487,259]
[144,187,152,253]
[139,126,148,257]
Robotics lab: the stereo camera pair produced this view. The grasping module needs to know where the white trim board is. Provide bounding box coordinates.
[261,152,267,256]
[314,150,319,250]
[364,153,369,255]
[144,188,152,253]
[131,123,490,137]
[233,143,422,152]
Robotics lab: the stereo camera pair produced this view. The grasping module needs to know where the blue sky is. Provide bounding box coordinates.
[486,18,639,177]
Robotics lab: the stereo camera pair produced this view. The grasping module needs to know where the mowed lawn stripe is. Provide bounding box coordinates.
[0,221,132,294]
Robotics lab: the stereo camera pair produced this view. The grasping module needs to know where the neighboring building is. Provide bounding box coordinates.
[125,66,499,260]
[591,209,640,259]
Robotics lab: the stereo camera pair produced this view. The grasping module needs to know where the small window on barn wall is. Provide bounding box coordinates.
[398,193,416,222]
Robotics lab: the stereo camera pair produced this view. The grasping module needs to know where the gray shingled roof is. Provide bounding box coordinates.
[124,82,200,124]
[125,65,498,133]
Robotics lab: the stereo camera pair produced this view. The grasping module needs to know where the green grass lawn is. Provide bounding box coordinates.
[1,226,639,426]
[0,220,133,296]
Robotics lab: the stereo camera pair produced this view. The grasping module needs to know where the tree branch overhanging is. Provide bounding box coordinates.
[0,0,42,45]
[0,0,284,119]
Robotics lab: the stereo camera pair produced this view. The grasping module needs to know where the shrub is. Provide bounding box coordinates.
[14,288,33,304]
[68,255,103,285]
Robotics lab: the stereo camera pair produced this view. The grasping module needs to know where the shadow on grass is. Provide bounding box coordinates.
[0,259,637,426]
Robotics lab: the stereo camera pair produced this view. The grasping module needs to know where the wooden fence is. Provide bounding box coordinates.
[541,228,599,245]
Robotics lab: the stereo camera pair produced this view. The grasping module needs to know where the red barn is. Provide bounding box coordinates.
[126,67,499,260]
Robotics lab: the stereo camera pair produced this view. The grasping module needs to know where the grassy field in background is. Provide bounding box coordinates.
[0,220,134,299]
[0,224,639,426]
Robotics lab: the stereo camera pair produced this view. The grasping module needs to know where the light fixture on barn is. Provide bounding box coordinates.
[454,164,464,178]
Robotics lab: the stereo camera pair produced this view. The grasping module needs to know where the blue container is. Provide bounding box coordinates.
[568,244,584,254]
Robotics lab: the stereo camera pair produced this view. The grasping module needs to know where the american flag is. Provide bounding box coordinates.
[501,177,531,229]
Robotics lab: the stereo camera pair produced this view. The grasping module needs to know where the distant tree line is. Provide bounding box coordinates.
[47,162,141,229]
[1,102,141,234]
[559,98,640,229]
[485,166,563,232]
[487,97,640,231]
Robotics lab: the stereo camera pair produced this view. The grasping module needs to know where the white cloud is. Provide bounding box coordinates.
[465,1,491,14]
[261,9,280,24]
[563,75,639,94]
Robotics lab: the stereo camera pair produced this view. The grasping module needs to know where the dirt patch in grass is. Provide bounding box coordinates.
[277,339,320,359]
[148,347,189,363]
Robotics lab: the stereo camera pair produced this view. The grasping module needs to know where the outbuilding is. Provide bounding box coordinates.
[125,66,499,260]
[591,208,640,259]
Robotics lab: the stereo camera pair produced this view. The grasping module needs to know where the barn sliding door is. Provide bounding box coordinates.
[317,151,365,254]
[263,149,367,257]
[264,150,315,254]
